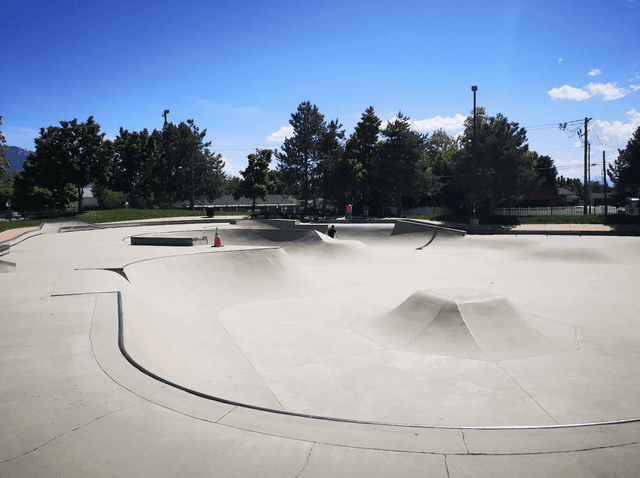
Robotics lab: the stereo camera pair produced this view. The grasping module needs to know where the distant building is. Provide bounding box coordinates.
[556,187,580,205]
[173,194,302,213]
[67,187,99,212]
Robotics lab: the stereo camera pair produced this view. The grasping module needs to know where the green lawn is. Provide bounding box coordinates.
[0,208,251,233]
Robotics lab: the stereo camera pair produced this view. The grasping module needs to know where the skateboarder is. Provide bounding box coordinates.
[327,225,337,238]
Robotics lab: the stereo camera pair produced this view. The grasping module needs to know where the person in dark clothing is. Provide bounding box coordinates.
[327,225,337,238]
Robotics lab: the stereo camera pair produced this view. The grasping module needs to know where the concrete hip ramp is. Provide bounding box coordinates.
[351,288,576,361]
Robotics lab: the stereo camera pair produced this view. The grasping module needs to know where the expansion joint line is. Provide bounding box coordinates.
[496,363,559,426]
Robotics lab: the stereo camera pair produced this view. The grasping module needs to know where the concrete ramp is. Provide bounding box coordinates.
[218,228,324,247]
[351,288,576,360]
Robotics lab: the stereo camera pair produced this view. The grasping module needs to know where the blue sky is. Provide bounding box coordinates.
[3,0,639,182]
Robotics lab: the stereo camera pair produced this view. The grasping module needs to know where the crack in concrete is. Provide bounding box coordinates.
[294,442,315,478]
[460,429,469,454]
[444,454,450,477]
[0,403,143,464]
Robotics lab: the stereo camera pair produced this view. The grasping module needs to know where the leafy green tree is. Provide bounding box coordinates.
[17,117,112,212]
[373,112,436,212]
[12,117,111,212]
[266,169,288,195]
[12,152,76,211]
[557,176,584,197]
[323,152,363,212]
[315,118,345,207]
[339,106,382,213]
[234,149,274,211]
[451,110,537,214]
[56,117,112,212]
[608,125,640,198]
[425,128,458,207]
[110,127,160,208]
[165,119,225,209]
[532,153,557,200]
[0,116,11,202]
[275,101,326,207]
[222,175,241,195]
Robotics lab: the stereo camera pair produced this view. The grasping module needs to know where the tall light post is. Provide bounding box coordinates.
[471,86,477,162]
[471,86,478,224]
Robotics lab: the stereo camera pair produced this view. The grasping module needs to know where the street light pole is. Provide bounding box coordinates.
[471,86,477,165]
[471,86,478,224]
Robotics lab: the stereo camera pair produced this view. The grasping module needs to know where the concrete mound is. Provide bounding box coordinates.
[351,288,575,360]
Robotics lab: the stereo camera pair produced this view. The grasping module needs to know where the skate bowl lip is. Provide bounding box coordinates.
[108,238,640,433]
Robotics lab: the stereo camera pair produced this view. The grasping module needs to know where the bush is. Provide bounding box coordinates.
[92,184,125,210]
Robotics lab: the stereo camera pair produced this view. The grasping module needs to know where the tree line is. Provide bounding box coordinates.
[3,116,227,213]
[250,102,558,216]
[2,105,639,216]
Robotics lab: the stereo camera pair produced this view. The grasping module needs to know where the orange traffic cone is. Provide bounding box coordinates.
[214,228,223,247]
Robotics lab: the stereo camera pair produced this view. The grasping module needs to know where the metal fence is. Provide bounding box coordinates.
[494,206,625,216]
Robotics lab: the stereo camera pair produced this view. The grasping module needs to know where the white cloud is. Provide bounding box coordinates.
[413,114,467,132]
[630,85,640,91]
[591,109,640,156]
[588,69,602,76]
[587,82,629,100]
[267,125,293,142]
[547,82,629,101]
[547,85,591,101]
[558,58,563,63]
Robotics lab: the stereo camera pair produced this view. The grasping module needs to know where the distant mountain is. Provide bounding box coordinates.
[4,146,33,172]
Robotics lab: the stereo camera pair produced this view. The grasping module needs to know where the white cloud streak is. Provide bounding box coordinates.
[267,125,293,142]
[593,109,640,144]
[547,85,591,101]
[547,82,629,101]
[588,69,602,76]
[412,114,467,132]
[587,82,629,100]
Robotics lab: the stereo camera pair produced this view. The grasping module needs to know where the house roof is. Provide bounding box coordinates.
[557,187,579,197]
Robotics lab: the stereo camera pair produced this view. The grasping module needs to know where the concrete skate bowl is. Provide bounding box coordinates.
[118,231,640,428]
[130,226,376,259]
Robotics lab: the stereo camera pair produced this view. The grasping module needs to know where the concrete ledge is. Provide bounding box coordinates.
[130,235,208,246]
[393,219,466,237]
[0,259,16,272]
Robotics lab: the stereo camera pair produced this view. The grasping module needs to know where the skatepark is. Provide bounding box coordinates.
[1,217,640,477]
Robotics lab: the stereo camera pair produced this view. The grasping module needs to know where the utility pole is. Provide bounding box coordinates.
[603,151,608,215]
[587,142,591,215]
[583,117,590,216]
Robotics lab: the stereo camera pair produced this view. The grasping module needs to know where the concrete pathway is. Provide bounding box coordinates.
[2,219,640,477]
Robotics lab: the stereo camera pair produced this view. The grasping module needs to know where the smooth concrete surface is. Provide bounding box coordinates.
[2,219,640,477]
